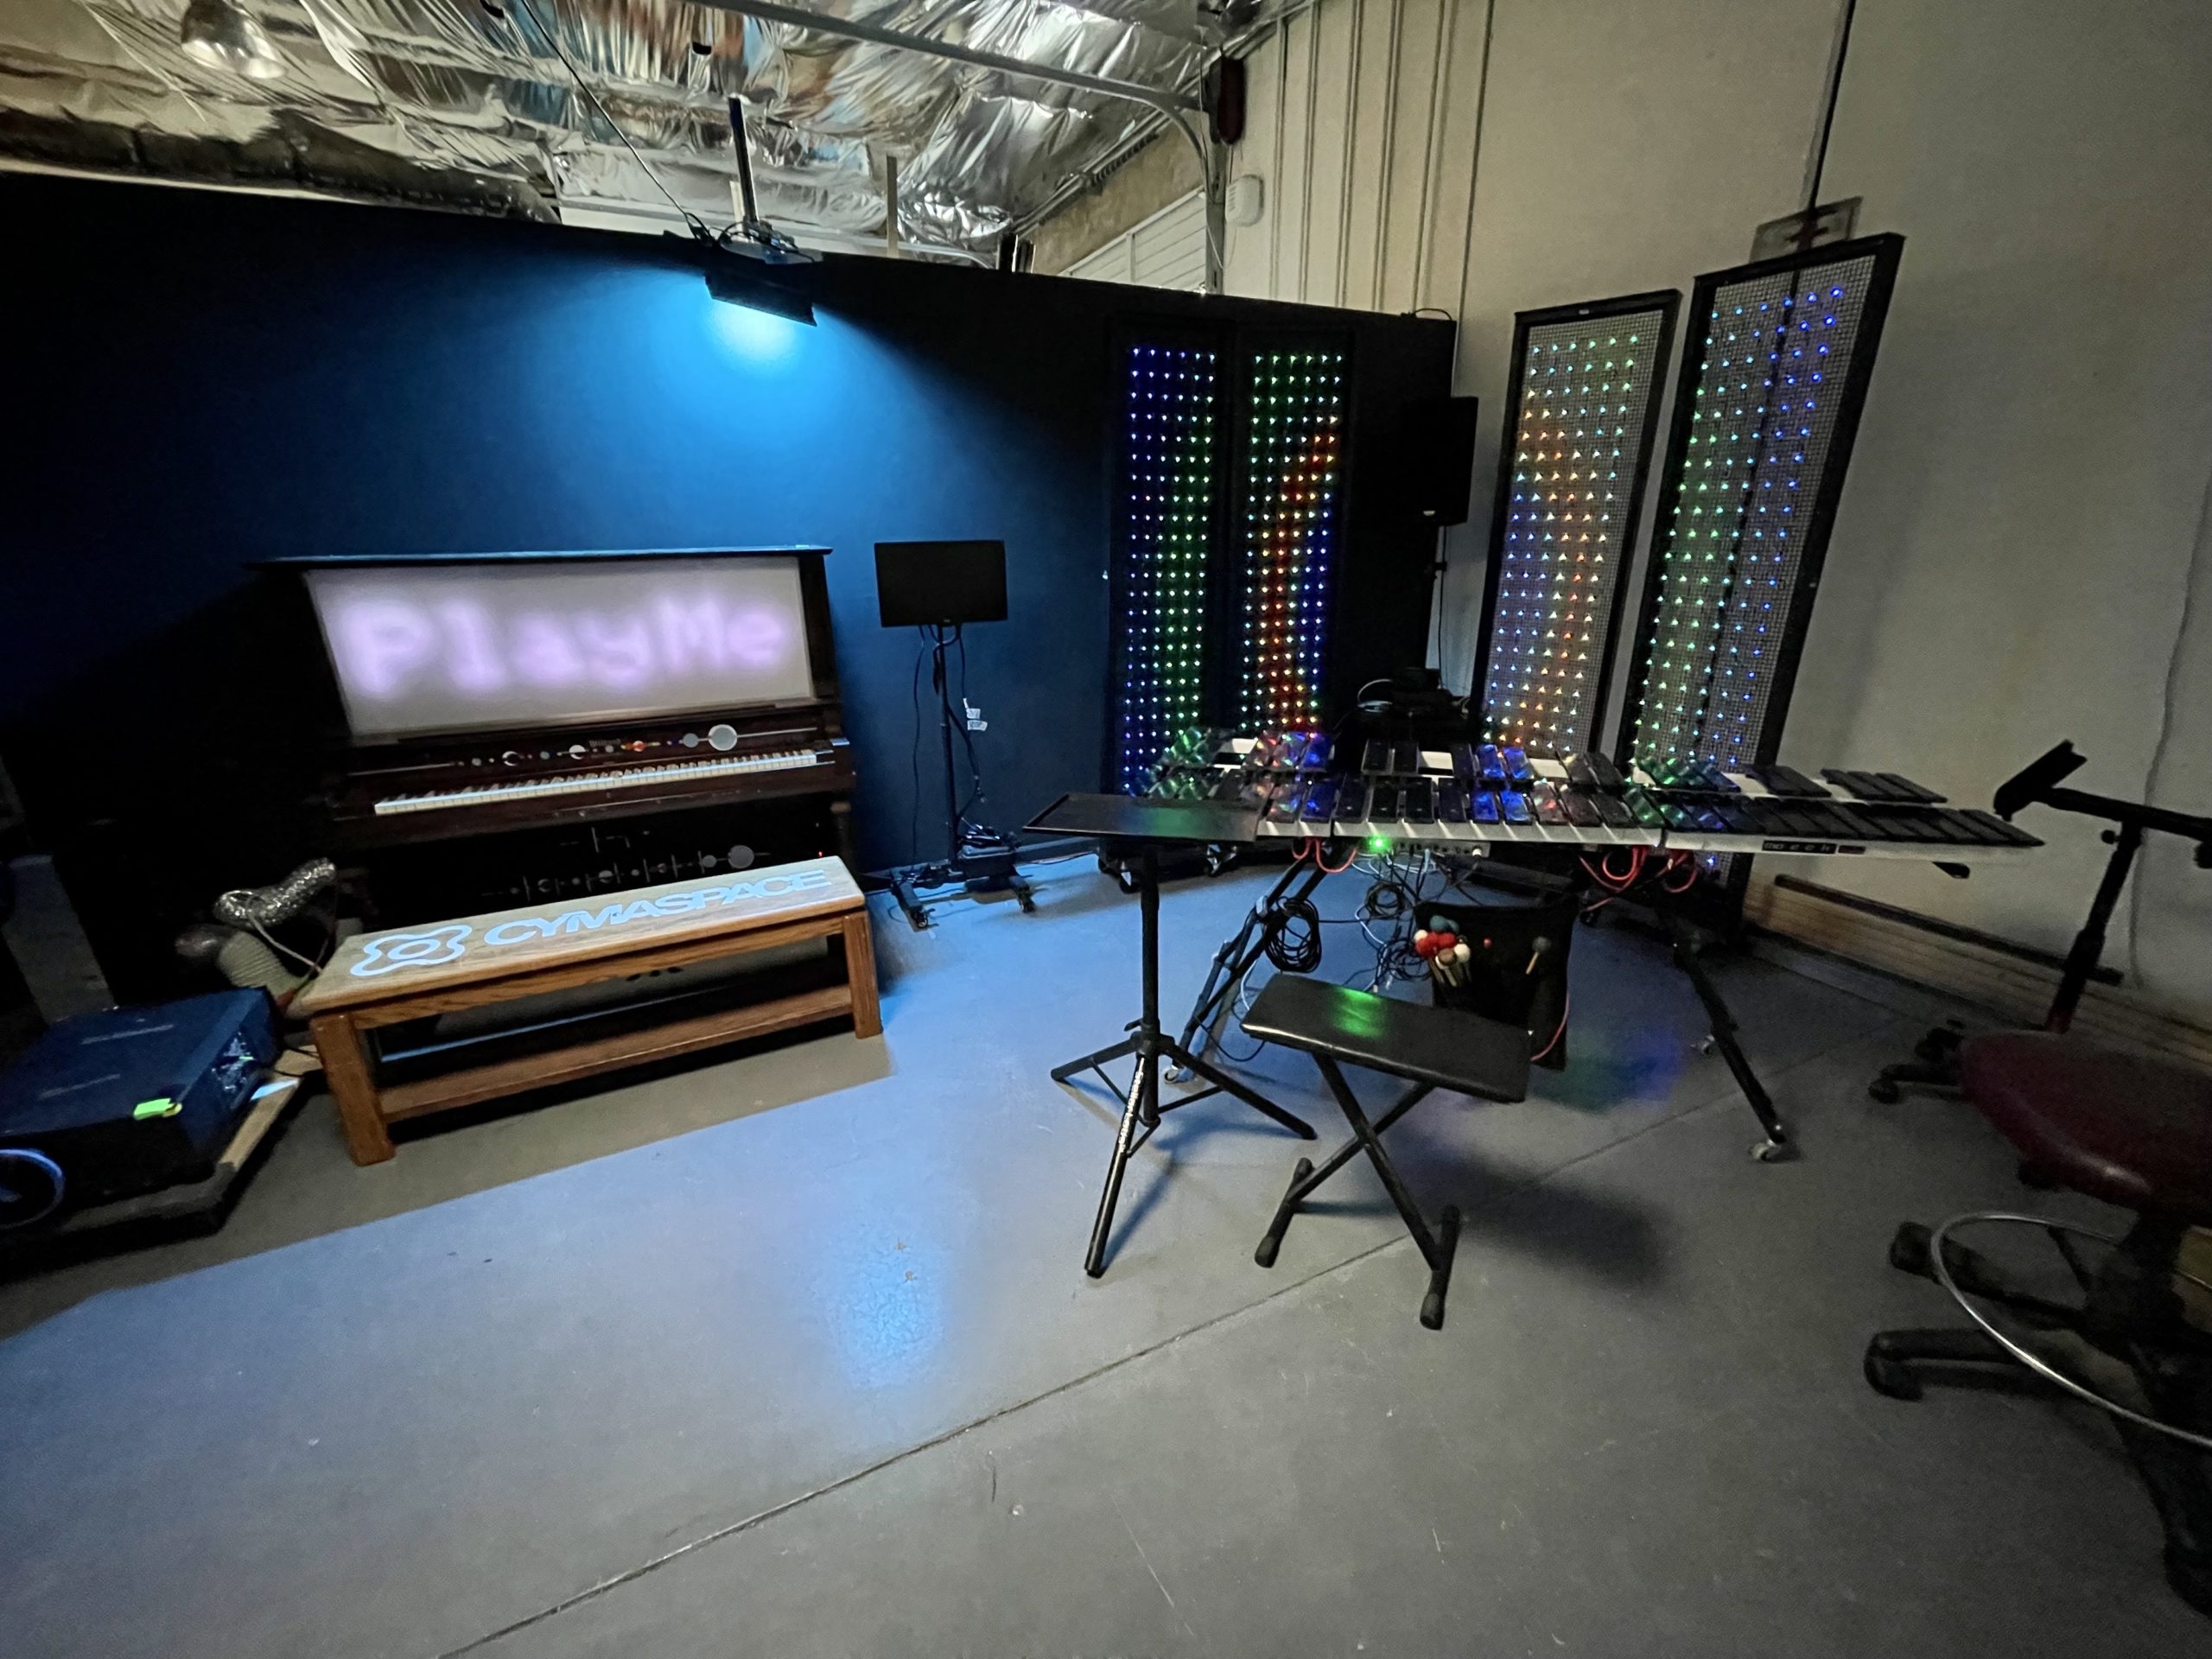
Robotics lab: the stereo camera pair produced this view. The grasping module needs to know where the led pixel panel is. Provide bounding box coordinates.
[1113,343,1222,791]
[1474,293,1678,755]
[1239,347,1346,731]
[1624,235,1904,773]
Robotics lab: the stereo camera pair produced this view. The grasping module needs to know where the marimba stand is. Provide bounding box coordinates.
[1028,794,1316,1277]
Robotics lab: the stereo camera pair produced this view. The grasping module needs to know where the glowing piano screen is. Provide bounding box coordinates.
[304,556,818,741]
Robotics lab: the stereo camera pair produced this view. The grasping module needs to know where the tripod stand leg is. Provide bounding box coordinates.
[889,873,931,932]
[1052,1035,1138,1091]
[1661,907,1791,1162]
[1173,1043,1315,1139]
[1085,1047,1154,1277]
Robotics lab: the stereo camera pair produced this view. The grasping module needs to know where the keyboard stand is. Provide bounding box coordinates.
[1027,796,1317,1278]
[1655,899,1792,1162]
[1169,855,1334,1079]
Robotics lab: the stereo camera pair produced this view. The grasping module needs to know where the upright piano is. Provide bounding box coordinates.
[270,548,855,902]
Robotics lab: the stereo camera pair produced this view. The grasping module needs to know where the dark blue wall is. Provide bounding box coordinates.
[1,175,1451,992]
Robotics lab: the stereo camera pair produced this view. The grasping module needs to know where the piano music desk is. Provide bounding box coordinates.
[296,856,879,1164]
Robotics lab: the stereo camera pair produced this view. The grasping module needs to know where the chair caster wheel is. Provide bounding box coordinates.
[1887,1222,1933,1276]
[1116,869,1140,894]
[1868,1077,1902,1103]
[1751,1139,1792,1163]
[1913,1022,1964,1065]
[2165,1545,2212,1618]
[1864,1344,1923,1402]
[1699,1036,1717,1056]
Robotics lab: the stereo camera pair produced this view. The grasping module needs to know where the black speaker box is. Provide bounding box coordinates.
[1400,396,1478,524]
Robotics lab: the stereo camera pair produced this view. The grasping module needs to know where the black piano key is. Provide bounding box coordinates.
[1821,803,1883,840]
[1876,771,1947,804]
[1369,779,1402,821]
[1566,751,1626,793]
[1711,798,1759,833]
[1939,809,2017,846]
[1337,779,1370,820]
[1401,778,1436,824]
[1660,801,1700,830]
[1746,764,1831,798]
[1437,782,1470,823]
[1450,743,1478,784]
[1476,744,1507,784]
[1534,785,1567,826]
[1499,790,1533,825]
[1503,747,1535,785]
[1470,789,1502,824]
[1779,803,1840,836]
[1560,789,1601,829]
[1863,805,1951,843]
[1624,789,1665,828]
[1916,808,1981,844]
[1776,804,1843,836]
[1824,768,1899,803]
[1302,734,1332,771]
[1962,810,2041,846]
[1361,739,1391,775]
[1592,793,1633,829]
[1393,741,1423,776]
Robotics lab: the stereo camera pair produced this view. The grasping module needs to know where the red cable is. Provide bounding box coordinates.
[1530,994,1571,1063]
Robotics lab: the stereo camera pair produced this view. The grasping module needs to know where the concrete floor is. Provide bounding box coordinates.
[0,861,2203,1658]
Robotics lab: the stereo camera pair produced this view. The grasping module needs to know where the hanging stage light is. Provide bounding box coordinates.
[179,0,285,79]
[699,95,820,325]
[701,250,817,326]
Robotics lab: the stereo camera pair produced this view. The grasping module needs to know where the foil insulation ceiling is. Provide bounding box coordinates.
[0,0,1238,252]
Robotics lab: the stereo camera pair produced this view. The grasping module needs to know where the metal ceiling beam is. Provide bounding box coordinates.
[696,0,1203,113]
[698,0,1217,288]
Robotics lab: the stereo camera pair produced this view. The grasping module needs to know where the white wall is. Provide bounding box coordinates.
[1224,0,2212,1022]
[1788,0,2212,1014]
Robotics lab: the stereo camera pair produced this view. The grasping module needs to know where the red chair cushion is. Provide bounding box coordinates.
[1961,1033,2212,1222]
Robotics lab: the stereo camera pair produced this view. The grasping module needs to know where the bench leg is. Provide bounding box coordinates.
[311,1013,394,1166]
[1255,1081,1432,1268]
[842,912,882,1038]
[1315,1057,1459,1328]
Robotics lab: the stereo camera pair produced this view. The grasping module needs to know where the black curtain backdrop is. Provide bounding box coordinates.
[0,174,1452,996]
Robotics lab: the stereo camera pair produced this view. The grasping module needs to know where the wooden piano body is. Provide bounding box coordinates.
[264,547,857,921]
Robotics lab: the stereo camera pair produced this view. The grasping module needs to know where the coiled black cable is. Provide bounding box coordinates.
[1263,892,1324,973]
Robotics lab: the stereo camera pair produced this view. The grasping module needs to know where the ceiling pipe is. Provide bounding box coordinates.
[696,0,1201,113]
[884,153,901,259]
[695,0,1220,289]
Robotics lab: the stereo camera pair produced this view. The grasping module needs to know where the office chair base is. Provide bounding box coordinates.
[1867,1213,2212,1619]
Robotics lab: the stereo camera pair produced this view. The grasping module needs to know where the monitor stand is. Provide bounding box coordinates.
[883,623,1034,931]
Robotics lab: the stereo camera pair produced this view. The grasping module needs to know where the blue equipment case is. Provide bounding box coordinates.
[0,990,276,1212]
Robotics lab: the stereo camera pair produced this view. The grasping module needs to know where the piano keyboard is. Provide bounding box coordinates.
[1147,743,2043,866]
[373,747,830,817]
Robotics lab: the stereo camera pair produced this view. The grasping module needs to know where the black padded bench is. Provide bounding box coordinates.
[1241,974,1530,1329]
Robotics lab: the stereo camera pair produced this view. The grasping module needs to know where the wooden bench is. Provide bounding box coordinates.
[296,856,878,1164]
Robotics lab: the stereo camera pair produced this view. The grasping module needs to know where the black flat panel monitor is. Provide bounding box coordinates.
[874,540,1008,628]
